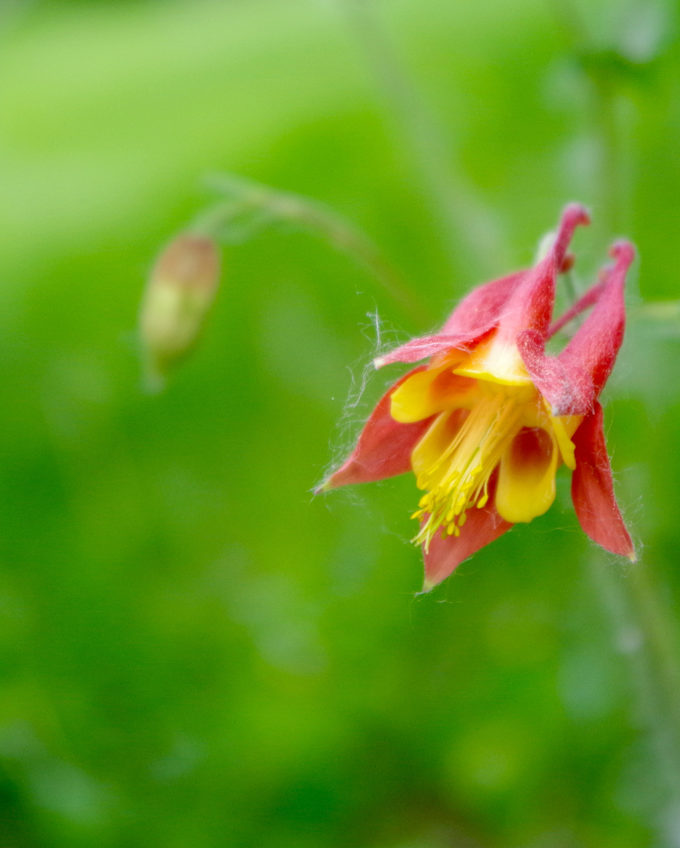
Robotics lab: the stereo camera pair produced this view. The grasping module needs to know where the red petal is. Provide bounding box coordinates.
[496,204,590,343]
[374,330,490,369]
[518,241,634,415]
[374,267,548,371]
[375,205,589,371]
[552,203,591,268]
[516,328,592,415]
[558,241,634,399]
[319,367,433,490]
[439,207,587,338]
[422,487,513,591]
[374,271,521,366]
[440,269,527,335]
[571,402,635,559]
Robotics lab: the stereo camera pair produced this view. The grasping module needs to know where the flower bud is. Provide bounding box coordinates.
[139,233,220,389]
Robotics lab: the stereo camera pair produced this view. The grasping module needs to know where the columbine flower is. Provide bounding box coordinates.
[319,205,635,590]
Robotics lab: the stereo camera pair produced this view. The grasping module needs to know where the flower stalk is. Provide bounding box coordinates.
[199,173,432,325]
[590,557,680,837]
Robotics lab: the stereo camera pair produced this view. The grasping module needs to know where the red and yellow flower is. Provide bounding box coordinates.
[319,205,636,590]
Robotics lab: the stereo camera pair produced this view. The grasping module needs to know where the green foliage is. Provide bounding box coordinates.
[0,0,679,846]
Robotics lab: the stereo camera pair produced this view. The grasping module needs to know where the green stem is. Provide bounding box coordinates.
[195,175,434,325]
[589,559,680,829]
[338,0,507,277]
[580,21,680,838]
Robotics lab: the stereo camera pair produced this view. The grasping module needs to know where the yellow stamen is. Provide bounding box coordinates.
[392,349,579,550]
[411,384,530,549]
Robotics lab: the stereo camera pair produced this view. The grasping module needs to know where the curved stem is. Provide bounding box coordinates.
[590,558,680,833]
[195,174,435,325]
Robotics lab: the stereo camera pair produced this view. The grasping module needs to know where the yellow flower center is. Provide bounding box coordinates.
[389,341,581,551]
[409,383,532,548]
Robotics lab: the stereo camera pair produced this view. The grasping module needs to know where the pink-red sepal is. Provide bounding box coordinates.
[494,203,590,344]
[374,329,492,369]
[319,367,433,491]
[374,268,546,372]
[440,270,526,335]
[557,241,633,401]
[516,328,592,416]
[375,204,589,371]
[421,492,513,591]
[571,402,635,560]
[518,241,634,416]
[376,269,530,370]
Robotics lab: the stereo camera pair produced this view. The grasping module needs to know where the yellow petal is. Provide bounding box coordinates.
[550,414,582,470]
[454,334,532,387]
[391,367,476,423]
[495,427,558,523]
[411,409,469,485]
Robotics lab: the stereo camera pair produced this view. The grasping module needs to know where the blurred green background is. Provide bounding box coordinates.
[1,0,680,845]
